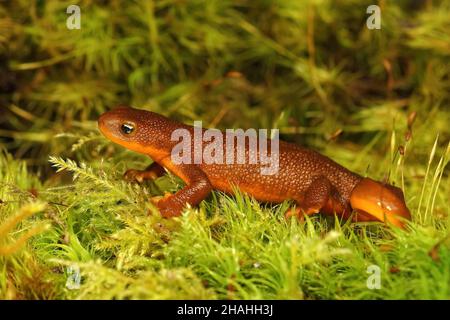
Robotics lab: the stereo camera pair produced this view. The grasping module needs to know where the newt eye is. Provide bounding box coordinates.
[120,123,135,135]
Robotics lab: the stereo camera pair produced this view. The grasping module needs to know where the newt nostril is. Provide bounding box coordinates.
[98,116,104,127]
[98,114,109,131]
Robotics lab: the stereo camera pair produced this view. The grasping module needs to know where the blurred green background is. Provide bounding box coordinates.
[0,0,449,300]
[1,0,448,169]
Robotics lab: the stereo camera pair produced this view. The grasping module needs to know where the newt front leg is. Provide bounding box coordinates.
[153,158,212,218]
[124,162,166,183]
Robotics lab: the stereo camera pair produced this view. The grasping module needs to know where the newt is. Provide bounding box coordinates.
[98,106,411,228]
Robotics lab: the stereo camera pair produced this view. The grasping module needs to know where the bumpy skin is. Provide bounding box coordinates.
[98,106,411,227]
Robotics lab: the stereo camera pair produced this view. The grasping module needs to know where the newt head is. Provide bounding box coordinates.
[98,105,169,157]
[349,178,411,228]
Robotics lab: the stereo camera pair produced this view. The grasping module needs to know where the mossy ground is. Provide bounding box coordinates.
[0,0,449,299]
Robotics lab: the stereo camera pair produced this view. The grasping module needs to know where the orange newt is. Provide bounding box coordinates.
[98,106,411,228]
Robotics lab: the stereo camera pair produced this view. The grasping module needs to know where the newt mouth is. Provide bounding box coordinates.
[350,178,411,228]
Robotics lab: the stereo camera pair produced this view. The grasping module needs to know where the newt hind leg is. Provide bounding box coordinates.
[285,175,333,220]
